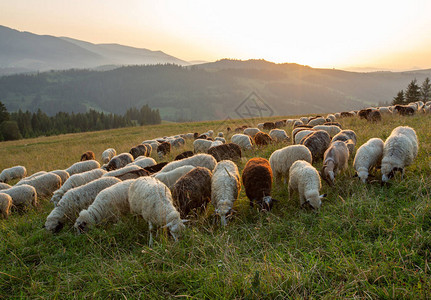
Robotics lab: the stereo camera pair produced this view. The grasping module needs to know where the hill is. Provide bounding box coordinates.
[1,60,430,121]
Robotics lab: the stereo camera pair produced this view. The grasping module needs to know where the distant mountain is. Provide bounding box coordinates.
[1,59,430,121]
[0,25,189,74]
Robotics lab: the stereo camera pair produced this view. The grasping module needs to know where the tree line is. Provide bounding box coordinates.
[392,77,431,105]
[0,103,161,141]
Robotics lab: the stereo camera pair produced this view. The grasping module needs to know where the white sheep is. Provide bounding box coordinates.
[334,113,341,118]
[0,193,13,218]
[102,165,142,178]
[312,125,341,138]
[128,177,186,246]
[51,169,107,206]
[193,139,213,153]
[211,160,241,226]
[154,165,195,190]
[51,170,70,184]
[209,140,223,149]
[326,114,336,122]
[300,117,309,124]
[243,128,260,138]
[269,145,313,184]
[378,107,391,115]
[74,179,134,232]
[269,129,289,142]
[381,126,419,182]
[353,138,384,183]
[0,183,11,190]
[2,184,37,208]
[160,154,217,173]
[16,173,62,198]
[45,177,121,233]
[288,160,325,209]
[257,123,264,130]
[66,160,100,176]
[0,166,27,183]
[217,132,224,137]
[308,117,326,126]
[320,141,350,186]
[129,157,157,169]
[294,130,314,145]
[102,148,117,164]
[104,153,134,171]
[214,137,226,143]
[231,134,253,150]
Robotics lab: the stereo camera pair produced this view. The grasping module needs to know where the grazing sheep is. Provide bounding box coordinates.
[66,160,100,176]
[367,110,382,122]
[103,165,146,180]
[257,123,264,130]
[172,167,212,218]
[161,154,217,174]
[0,166,27,183]
[308,117,326,126]
[74,179,135,232]
[129,144,151,159]
[144,162,169,174]
[289,160,325,209]
[274,120,285,128]
[207,143,242,162]
[353,138,384,183]
[231,134,253,150]
[51,170,70,184]
[254,132,273,146]
[104,153,134,172]
[331,130,357,155]
[269,129,289,142]
[300,130,331,161]
[175,151,194,161]
[358,108,373,119]
[269,145,313,184]
[320,141,350,186]
[196,134,208,139]
[340,112,355,118]
[323,122,342,128]
[218,132,224,137]
[242,158,276,210]
[154,164,195,189]
[157,142,171,157]
[378,107,391,115]
[394,105,415,116]
[326,114,336,122]
[170,137,186,149]
[214,137,226,143]
[102,148,117,164]
[128,177,186,246]
[381,126,418,182]
[193,139,213,153]
[312,125,341,138]
[334,113,341,118]
[51,169,107,206]
[129,157,157,169]
[2,184,37,208]
[209,140,224,149]
[243,128,260,138]
[0,182,11,190]
[300,117,309,124]
[211,160,241,226]
[0,193,12,218]
[16,173,62,198]
[293,120,304,127]
[293,129,315,145]
[80,151,96,161]
[45,177,121,233]
[263,122,276,130]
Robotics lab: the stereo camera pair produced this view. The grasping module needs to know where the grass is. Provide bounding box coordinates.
[1,113,431,298]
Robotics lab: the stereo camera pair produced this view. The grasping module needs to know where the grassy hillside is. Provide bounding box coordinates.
[1,113,430,298]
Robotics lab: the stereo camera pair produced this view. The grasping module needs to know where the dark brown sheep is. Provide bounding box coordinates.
[394,105,415,116]
[143,162,168,174]
[340,111,355,118]
[175,151,194,161]
[129,144,151,159]
[207,143,242,162]
[172,167,212,218]
[115,168,150,181]
[234,127,243,133]
[366,110,382,122]
[263,122,276,130]
[227,127,231,132]
[193,132,199,139]
[80,151,95,161]
[275,120,285,128]
[196,134,208,140]
[157,142,171,157]
[254,132,273,146]
[105,153,134,171]
[242,157,276,211]
[300,130,331,161]
[358,108,373,119]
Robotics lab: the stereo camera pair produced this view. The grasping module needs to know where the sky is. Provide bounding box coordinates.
[1,0,431,71]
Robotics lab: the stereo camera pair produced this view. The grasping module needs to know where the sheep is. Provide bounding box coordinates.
[312,125,341,138]
[157,142,171,157]
[331,130,357,155]
[104,153,134,172]
[128,177,186,246]
[161,154,217,174]
[16,173,62,198]
[242,157,276,211]
[45,177,121,233]
[243,128,260,138]
[172,167,212,218]
[320,141,350,186]
[257,123,264,130]
[269,129,289,143]
[334,113,341,118]
[340,112,355,118]
[51,169,107,206]
[175,151,194,161]
[358,108,374,119]
[323,122,342,128]
[231,134,253,150]
[2,184,37,209]
[274,120,285,128]
[307,117,326,126]
[154,165,195,190]
[170,137,185,148]
[80,151,96,161]
[0,183,12,190]
[217,132,224,137]
[353,138,384,183]
[66,160,100,176]
[289,160,325,209]
[144,162,169,174]
[254,132,273,146]
[300,117,309,124]
[0,166,27,183]
[300,130,331,161]
[394,105,415,116]
[367,110,382,122]
[381,126,418,183]
[269,145,313,184]
[378,107,391,115]
[326,114,336,122]
[207,143,242,162]
[0,193,12,218]
[51,170,70,184]
[209,140,223,149]
[103,165,143,178]
[74,179,135,232]
[194,139,213,153]
[294,129,315,145]
[211,160,241,226]
[263,122,276,130]
[214,137,226,143]
[129,144,151,159]
[293,120,304,127]
[182,133,195,139]
[102,148,117,164]
[129,157,157,169]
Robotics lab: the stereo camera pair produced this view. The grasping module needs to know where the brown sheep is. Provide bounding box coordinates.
[320,141,350,186]
[105,153,134,171]
[80,151,96,161]
[366,110,382,122]
[143,162,168,174]
[274,120,285,128]
[263,122,276,130]
[394,105,415,116]
[175,151,194,161]
[340,112,355,118]
[300,130,331,161]
[242,157,277,211]
[254,132,273,146]
[157,142,171,157]
[129,144,151,159]
[193,132,199,139]
[207,143,242,162]
[172,167,212,218]
[358,108,373,119]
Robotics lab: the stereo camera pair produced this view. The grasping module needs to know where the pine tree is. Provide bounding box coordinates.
[0,101,9,124]
[404,79,421,103]
[421,77,431,102]
[392,90,405,105]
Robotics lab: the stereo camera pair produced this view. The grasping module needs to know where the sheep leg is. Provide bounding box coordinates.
[148,221,154,248]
